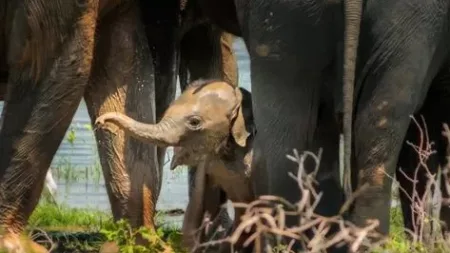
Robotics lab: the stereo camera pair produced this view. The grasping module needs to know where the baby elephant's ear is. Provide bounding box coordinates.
[231,88,250,147]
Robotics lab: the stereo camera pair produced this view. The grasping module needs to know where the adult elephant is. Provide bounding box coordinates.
[0,0,237,251]
[193,0,450,249]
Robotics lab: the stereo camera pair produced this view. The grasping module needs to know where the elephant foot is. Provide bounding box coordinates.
[0,233,48,253]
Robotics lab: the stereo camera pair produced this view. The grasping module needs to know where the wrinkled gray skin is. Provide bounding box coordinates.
[0,0,236,251]
[95,80,255,252]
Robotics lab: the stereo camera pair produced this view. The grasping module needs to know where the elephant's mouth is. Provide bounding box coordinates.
[170,138,227,170]
[170,147,186,170]
[170,146,202,170]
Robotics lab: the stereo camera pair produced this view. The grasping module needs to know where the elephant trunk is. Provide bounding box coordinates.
[96,112,184,147]
[342,0,362,197]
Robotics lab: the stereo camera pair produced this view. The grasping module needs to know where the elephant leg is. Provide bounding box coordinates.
[180,25,238,89]
[184,171,230,253]
[312,82,344,218]
[182,165,230,253]
[352,70,428,235]
[84,4,159,229]
[0,0,99,250]
[219,31,239,87]
[182,165,206,250]
[140,1,179,173]
[307,94,345,253]
[350,1,447,234]
[245,5,339,252]
[182,170,230,252]
[201,180,230,241]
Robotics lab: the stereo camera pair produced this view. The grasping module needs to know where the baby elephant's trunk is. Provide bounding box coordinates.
[95,112,183,147]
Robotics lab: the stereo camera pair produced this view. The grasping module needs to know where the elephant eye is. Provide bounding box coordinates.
[187,116,202,130]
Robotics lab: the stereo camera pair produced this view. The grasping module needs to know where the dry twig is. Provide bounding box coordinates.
[193,148,384,253]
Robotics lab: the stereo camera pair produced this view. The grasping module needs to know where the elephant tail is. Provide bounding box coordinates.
[342,0,362,199]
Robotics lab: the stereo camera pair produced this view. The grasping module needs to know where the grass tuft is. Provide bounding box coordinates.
[29,202,113,232]
[26,201,185,252]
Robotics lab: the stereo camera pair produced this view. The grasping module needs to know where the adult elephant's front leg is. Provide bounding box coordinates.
[84,4,159,230]
[246,2,342,251]
[141,2,179,173]
[180,25,238,89]
[0,1,99,251]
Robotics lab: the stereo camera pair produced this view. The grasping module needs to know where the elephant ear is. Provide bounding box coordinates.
[231,88,251,147]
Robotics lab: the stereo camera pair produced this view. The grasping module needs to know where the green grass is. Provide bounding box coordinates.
[23,197,450,253]
[26,201,185,253]
[371,206,450,253]
[28,202,114,232]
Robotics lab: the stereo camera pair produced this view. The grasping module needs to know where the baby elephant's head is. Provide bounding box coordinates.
[95,79,253,169]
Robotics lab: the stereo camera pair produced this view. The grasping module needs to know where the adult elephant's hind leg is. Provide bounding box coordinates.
[350,3,447,234]
[84,4,159,230]
[0,1,99,252]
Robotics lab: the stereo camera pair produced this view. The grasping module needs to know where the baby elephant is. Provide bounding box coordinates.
[95,79,255,252]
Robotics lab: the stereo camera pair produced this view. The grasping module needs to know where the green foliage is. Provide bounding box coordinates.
[27,203,186,252]
[100,219,186,253]
[84,124,93,131]
[66,128,77,145]
[29,202,113,231]
[371,207,450,253]
[272,244,294,253]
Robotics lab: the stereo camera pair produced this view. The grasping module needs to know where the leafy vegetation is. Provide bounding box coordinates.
[29,201,448,253]
[29,203,113,232]
[27,202,185,252]
[101,219,185,253]
[371,206,449,253]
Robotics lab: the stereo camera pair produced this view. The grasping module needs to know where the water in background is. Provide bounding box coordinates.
[0,39,251,222]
